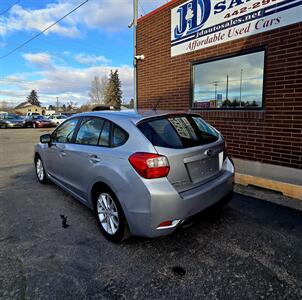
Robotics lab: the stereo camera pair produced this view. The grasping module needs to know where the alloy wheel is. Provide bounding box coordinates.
[36,158,44,181]
[97,193,119,235]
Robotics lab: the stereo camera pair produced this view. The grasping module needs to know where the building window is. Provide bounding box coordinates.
[192,50,265,109]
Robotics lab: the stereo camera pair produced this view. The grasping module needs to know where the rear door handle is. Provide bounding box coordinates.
[89,154,101,163]
[60,151,66,158]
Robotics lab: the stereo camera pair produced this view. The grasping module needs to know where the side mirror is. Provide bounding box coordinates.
[40,134,51,144]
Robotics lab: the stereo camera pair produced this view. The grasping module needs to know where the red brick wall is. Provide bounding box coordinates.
[137,0,302,170]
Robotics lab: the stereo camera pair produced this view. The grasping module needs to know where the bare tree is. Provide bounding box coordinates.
[0,101,13,112]
[67,100,78,111]
[88,76,108,105]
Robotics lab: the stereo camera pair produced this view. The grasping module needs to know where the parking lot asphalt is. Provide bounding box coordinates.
[1,129,302,300]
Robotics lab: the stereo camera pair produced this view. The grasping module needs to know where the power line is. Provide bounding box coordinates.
[0,0,89,60]
[0,0,20,16]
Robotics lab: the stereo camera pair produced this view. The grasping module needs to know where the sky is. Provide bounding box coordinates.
[193,51,265,107]
[0,0,168,108]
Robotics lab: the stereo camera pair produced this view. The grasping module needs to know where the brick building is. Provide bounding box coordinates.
[136,0,302,196]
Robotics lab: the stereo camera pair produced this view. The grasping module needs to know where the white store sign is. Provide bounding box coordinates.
[171,0,302,57]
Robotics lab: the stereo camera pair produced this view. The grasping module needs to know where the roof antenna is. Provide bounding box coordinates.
[152,98,161,111]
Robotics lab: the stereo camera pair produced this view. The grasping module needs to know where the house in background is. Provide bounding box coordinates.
[14,102,46,115]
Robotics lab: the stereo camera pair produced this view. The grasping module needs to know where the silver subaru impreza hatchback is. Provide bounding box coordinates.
[34,110,234,242]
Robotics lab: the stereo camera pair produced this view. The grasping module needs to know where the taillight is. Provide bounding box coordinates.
[223,141,228,162]
[223,142,234,166]
[128,152,170,179]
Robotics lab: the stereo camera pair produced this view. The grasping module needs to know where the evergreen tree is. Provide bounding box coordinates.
[251,100,258,107]
[104,70,122,108]
[27,90,41,106]
[232,99,240,107]
[221,99,232,107]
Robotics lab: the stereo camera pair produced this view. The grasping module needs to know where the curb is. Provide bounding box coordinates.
[235,173,302,201]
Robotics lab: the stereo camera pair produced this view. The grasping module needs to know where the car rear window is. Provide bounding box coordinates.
[112,125,128,147]
[137,115,219,149]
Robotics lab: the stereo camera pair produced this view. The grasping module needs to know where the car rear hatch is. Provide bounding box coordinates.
[137,114,225,193]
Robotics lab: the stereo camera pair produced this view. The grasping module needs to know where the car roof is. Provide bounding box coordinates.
[73,109,190,124]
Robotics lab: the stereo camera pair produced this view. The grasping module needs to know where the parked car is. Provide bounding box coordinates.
[0,114,24,129]
[0,111,8,119]
[34,111,234,242]
[25,112,40,117]
[24,115,54,128]
[62,113,74,117]
[47,114,67,126]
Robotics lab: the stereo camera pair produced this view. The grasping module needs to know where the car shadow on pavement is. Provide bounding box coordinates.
[2,164,237,244]
[1,166,302,299]
[3,165,302,246]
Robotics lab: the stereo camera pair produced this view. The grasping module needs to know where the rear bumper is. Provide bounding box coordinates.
[127,158,234,238]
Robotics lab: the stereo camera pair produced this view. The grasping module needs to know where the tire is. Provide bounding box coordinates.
[0,124,6,129]
[35,155,49,184]
[94,188,129,243]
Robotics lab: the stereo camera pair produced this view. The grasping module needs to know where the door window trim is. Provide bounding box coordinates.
[69,116,129,148]
[51,117,81,144]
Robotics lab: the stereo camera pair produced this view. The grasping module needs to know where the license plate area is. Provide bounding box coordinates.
[186,155,220,184]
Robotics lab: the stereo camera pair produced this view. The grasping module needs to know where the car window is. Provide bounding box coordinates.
[7,115,18,120]
[75,118,104,145]
[52,118,79,143]
[137,115,219,149]
[112,125,128,147]
[99,121,110,147]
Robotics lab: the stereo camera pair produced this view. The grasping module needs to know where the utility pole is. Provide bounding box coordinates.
[212,81,218,101]
[211,81,218,108]
[239,69,243,107]
[226,75,229,103]
[133,0,138,110]
[56,97,59,113]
